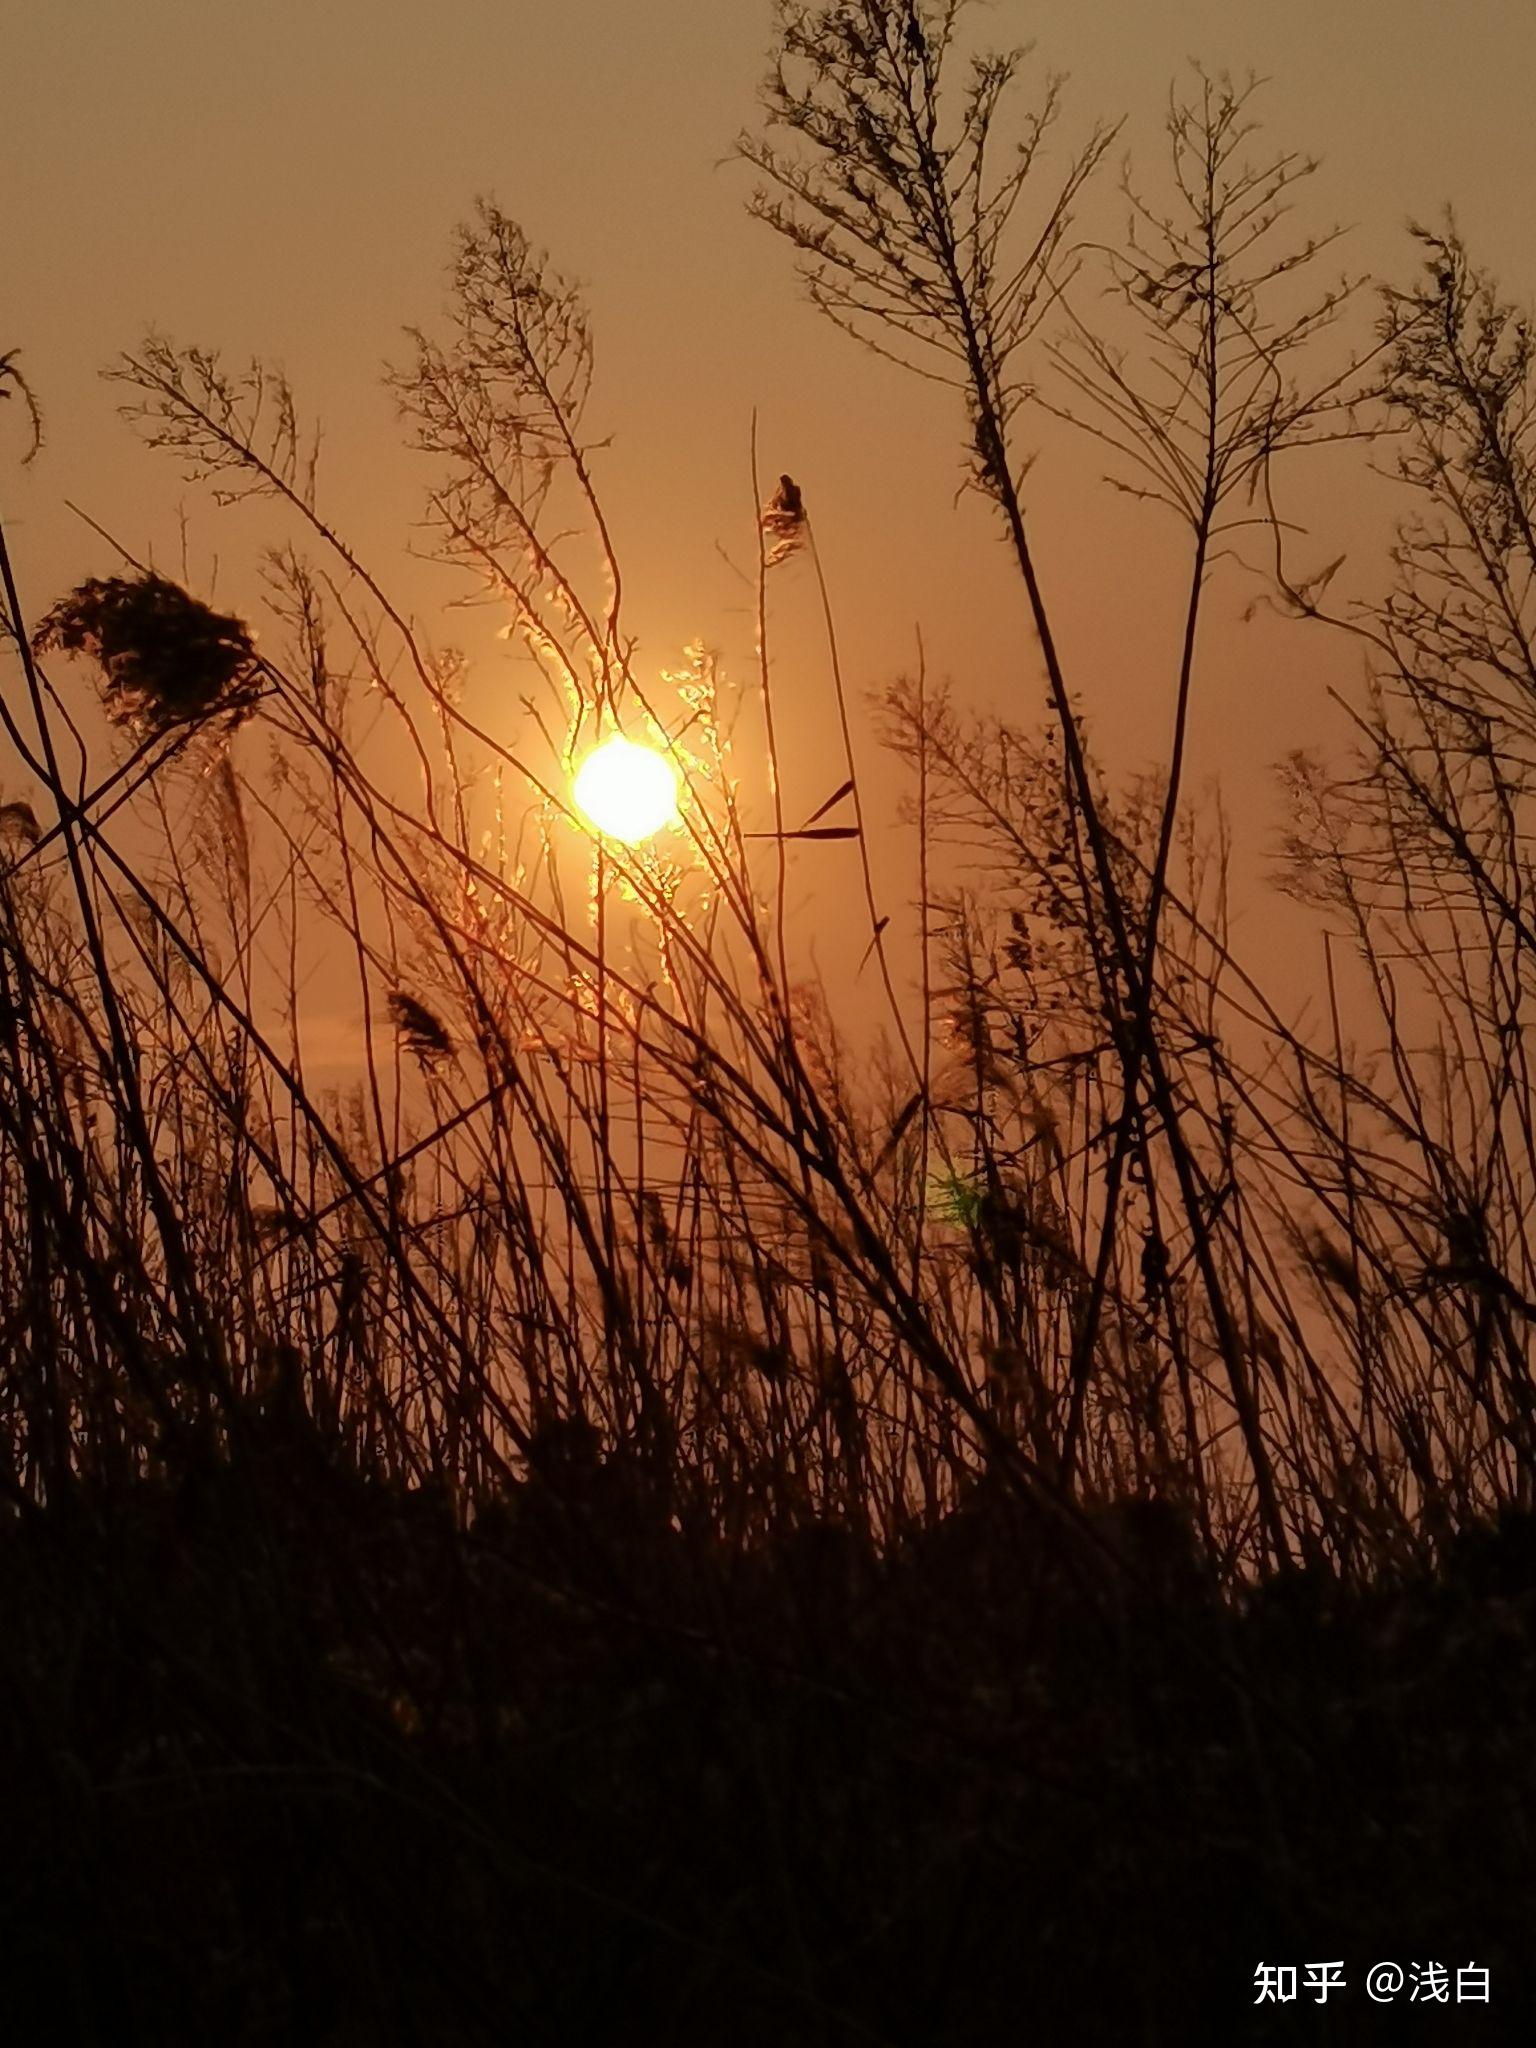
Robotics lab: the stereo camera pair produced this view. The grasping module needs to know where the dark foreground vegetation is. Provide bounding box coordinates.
[6,2,1536,2039]
[3,1446,1532,2044]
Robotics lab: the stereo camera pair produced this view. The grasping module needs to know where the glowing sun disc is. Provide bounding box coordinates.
[571,734,679,844]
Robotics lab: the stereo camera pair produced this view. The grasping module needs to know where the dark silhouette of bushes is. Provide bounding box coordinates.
[0,1451,1530,2044]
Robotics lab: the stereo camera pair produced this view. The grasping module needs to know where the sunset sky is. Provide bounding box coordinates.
[6,20,1536,2007]
[6,0,1536,1012]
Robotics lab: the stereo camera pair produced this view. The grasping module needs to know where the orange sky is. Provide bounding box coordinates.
[4,0,1536,1032]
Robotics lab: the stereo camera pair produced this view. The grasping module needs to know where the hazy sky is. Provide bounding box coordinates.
[5,0,1536,1007]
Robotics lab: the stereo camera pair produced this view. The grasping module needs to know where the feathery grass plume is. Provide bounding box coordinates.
[32,572,263,733]
[0,799,40,849]
[387,991,454,1069]
[761,471,805,565]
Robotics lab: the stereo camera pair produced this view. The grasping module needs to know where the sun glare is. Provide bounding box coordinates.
[571,733,679,844]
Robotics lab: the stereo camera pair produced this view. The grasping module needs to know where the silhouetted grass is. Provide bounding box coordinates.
[1,5,1535,2038]
[0,1451,1531,2043]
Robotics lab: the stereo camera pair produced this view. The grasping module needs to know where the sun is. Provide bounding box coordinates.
[571,733,680,844]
